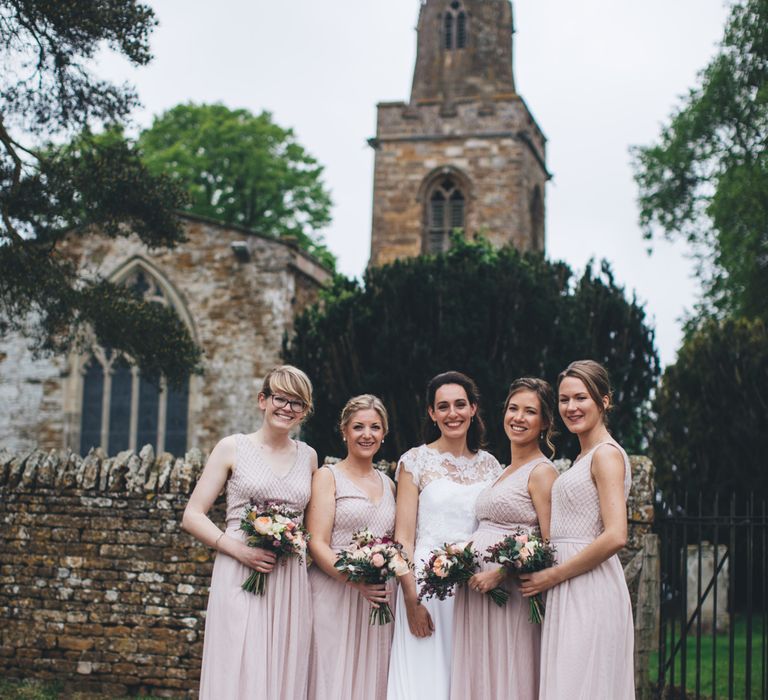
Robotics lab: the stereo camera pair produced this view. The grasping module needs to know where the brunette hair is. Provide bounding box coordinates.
[557,359,613,419]
[339,394,389,436]
[421,370,486,452]
[504,377,557,457]
[260,365,314,414]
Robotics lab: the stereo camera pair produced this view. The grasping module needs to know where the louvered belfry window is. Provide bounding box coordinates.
[444,2,467,50]
[428,177,465,254]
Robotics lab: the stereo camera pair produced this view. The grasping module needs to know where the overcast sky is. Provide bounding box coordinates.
[97,0,731,367]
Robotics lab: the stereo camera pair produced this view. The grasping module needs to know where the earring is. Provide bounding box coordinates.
[343,437,347,442]
[381,438,385,444]
[433,421,437,427]
[540,431,544,440]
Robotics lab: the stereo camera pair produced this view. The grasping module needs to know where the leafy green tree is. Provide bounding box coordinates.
[138,103,335,269]
[0,1,200,383]
[632,0,768,325]
[651,317,768,501]
[285,236,659,462]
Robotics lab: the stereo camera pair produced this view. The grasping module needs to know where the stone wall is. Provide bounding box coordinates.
[0,214,330,457]
[0,446,213,697]
[0,447,655,697]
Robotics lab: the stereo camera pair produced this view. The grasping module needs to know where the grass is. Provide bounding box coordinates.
[650,615,766,699]
[0,680,163,700]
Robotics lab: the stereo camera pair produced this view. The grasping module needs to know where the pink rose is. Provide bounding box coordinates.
[371,553,386,568]
[253,516,273,535]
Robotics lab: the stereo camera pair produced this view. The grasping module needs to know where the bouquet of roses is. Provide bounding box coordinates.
[484,528,557,623]
[334,528,411,625]
[239,501,309,595]
[418,542,508,607]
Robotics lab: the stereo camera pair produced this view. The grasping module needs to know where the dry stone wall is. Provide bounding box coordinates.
[0,447,655,697]
[0,445,215,697]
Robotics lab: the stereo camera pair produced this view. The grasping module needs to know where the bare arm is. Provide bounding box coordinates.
[394,466,434,637]
[519,445,628,597]
[181,436,275,573]
[529,461,558,541]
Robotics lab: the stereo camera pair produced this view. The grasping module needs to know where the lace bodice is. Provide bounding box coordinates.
[549,441,631,541]
[324,464,396,550]
[395,444,501,491]
[225,434,314,523]
[396,445,502,567]
[475,457,556,530]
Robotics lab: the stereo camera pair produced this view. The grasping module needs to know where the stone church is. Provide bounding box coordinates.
[0,0,546,457]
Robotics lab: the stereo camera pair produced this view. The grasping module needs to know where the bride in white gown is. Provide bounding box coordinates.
[388,372,501,700]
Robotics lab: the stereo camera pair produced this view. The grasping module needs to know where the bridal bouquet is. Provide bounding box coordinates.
[418,542,508,606]
[334,528,410,625]
[239,501,309,595]
[484,529,557,623]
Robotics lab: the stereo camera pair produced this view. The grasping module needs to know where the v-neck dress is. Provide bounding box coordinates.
[199,433,315,700]
[308,463,397,700]
[450,457,556,700]
[538,441,635,699]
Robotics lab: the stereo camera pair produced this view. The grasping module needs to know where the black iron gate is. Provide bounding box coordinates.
[655,494,767,699]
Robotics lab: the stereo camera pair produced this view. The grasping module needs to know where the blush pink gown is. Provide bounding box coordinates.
[450,457,555,700]
[539,441,635,700]
[308,464,397,700]
[199,434,315,700]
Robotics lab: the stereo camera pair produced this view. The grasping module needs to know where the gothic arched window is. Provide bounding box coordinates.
[78,263,191,457]
[427,176,465,254]
[444,2,467,51]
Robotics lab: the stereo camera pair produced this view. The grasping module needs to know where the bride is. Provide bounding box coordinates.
[387,371,501,699]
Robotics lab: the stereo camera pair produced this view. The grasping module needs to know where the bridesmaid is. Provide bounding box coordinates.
[450,377,558,700]
[519,359,635,699]
[387,371,501,700]
[306,394,397,700]
[182,365,318,700]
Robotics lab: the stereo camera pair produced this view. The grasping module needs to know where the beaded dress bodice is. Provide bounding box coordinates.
[324,463,396,550]
[549,441,631,541]
[475,457,555,530]
[225,434,314,524]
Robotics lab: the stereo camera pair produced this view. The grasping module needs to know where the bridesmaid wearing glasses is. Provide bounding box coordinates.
[183,365,318,700]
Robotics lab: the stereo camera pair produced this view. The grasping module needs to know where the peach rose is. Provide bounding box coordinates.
[253,516,273,535]
[371,553,386,568]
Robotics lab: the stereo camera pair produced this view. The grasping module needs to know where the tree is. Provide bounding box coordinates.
[0,1,201,383]
[632,0,768,325]
[285,236,659,463]
[651,317,768,501]
[138,103,335,269]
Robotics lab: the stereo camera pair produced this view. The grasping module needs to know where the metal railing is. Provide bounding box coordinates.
[655,493,767,699]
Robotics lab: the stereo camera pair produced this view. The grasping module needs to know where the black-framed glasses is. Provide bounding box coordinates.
[270,394,307,413]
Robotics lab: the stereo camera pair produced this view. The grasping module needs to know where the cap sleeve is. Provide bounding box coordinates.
[394,447,421,488]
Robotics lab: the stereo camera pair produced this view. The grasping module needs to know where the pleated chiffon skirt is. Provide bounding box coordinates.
[308,566,395,700]
[539,539,635,700]
[199,524,312,700]
[450,524,540,700]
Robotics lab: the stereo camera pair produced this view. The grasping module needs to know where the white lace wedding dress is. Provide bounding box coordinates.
[387,444,501,700]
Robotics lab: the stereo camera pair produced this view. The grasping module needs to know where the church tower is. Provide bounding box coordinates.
[369,0,548,266]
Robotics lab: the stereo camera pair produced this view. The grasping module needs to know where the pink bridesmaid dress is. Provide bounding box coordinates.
[450,457,555,700]
[199,434,315,700]
[539,441,635,699]
[308,463,397,700]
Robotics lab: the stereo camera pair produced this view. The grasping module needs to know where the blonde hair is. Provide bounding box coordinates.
[339,394,389,436]
[557,359,613,418]
[261,365,314,414]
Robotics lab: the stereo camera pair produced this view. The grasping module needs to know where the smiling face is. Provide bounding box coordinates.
[558,376,608,435]
[504,389,545,448]
[258,391,307,433]
[428,383,476,440]
[342,408,385,460]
